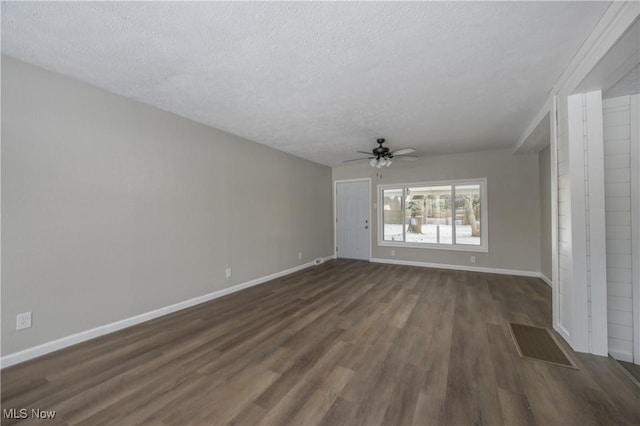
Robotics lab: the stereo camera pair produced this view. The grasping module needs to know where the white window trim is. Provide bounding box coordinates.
[377,178,488,253]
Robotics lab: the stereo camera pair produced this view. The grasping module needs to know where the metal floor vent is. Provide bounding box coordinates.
[509,322,578,369]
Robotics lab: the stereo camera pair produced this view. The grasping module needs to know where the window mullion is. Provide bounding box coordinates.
[451,186,456,246]
[479,185,483,247]
[401,188,406,242]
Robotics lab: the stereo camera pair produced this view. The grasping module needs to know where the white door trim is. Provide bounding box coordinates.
[631,94,640,364]
[567,92,591,353]
[551,95,562,340]
[585,91,608,357]
[564,91,608,356]
[565,90,609,356]
[333,178,371,261]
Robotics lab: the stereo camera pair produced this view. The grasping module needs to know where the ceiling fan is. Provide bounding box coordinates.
[344,138,418,168]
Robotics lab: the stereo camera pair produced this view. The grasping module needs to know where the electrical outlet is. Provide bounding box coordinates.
[470,256,476,264]
[391,250,396,257]
[17,312,32,330]
[225,268,232,278]
[298,252,302,260]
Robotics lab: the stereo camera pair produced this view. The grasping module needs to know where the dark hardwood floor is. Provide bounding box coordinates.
[2,260,639,425]
[619,360,640,385]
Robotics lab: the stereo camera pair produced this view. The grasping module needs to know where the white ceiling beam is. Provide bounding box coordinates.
[513,1,640,155]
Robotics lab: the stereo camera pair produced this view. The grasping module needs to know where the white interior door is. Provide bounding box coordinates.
[336,180,370,260]
[631,94,640,364]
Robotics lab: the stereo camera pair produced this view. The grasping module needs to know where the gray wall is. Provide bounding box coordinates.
[538,145,552,280]
[1,56,333,355]
[332,149,541,272]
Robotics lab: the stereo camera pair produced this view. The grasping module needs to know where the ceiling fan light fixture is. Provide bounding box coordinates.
[385,159,392,167]
[370,158,377,167]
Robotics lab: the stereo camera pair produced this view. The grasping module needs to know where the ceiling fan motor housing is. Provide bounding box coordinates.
[373,138,391,159]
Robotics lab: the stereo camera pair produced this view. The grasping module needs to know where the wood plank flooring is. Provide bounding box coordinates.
[619,360,640,386]
[2,260,639,425]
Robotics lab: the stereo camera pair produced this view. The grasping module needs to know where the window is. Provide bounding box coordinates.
[379,179,487,252]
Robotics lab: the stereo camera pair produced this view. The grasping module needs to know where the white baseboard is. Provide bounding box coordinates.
[369,257,541,278]
[1,255,334,369]
[609,349,634,363]
[540,273,553,287]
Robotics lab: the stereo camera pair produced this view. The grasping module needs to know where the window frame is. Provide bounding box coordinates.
[377,178,488,252]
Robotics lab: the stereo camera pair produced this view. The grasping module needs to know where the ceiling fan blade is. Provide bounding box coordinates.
[390,148,416,156]
[356,150,373,155]
[343,157,373,163]
[393,155,418,161]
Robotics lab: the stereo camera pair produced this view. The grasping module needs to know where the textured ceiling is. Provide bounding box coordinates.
[1,1,610,166]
